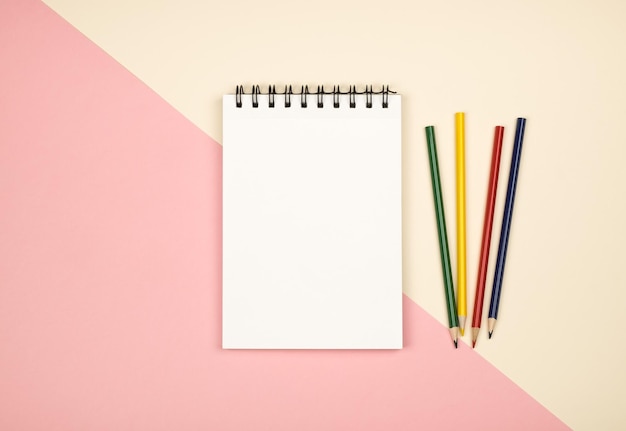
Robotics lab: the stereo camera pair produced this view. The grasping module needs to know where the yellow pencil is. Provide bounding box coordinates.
[455,112,467,336]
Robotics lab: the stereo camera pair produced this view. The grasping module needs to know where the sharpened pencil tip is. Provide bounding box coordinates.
[472,340,476,348]
[488,331,493,339]
[454,340,458,349]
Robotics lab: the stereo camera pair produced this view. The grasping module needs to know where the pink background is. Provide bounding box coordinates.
[0,1,568,429]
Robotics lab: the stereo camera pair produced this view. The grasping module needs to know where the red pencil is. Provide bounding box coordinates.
[472,126,504,348]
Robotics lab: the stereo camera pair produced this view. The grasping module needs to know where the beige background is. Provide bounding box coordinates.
[43,0,626,428]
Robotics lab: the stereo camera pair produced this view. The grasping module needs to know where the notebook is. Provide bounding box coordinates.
[222,85,402,349]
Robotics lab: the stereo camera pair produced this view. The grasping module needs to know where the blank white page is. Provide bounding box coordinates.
[222,92,402,349]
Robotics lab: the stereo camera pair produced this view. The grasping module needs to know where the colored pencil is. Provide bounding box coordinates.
[471,126,504,348]
[455,113,467,336]
[488,118,527,338]
[426,126,459,348]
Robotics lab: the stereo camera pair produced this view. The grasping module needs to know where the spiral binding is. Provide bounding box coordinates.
[235,85,395,109]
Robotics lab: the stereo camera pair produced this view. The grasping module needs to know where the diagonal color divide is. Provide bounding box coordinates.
[0,1,570,429]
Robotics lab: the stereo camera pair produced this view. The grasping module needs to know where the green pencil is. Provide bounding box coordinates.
[425,126,459,348]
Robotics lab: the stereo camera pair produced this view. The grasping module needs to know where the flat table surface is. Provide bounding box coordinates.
[2,0,625,429]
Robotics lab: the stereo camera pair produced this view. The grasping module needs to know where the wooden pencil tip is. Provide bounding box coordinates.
[471,327,479,347]
[449,327,459,349]
[487,318,496,335]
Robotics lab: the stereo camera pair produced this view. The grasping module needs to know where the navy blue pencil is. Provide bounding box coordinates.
[488,117,526,338]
